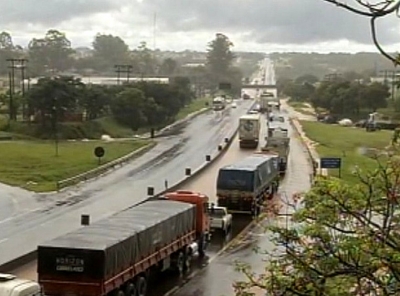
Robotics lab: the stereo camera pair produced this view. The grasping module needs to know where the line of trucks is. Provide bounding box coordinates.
[1,101,291,296]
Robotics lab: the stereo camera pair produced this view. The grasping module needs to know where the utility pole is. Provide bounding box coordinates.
[7,58,28,121]
[114,65,133,84]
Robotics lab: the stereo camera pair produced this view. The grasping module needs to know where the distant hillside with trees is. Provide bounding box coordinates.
[270,52,395,80]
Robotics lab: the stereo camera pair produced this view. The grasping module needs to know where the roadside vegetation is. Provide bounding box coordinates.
[0,32,239,190]
[0,139,152,192]
[300,120,391,185]
[175,97,210,121]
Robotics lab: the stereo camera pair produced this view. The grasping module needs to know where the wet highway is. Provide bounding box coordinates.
[169,57,314,296]
[9,104,258,285]
[0,99,254,268]
[170,108,313,296]
[9,58,297,296]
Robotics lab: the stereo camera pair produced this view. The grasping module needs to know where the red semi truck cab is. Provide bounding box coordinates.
[164,190,211,252]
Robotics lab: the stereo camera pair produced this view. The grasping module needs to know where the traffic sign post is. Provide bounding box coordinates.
[94,146,105,165]
[320,157,342,178]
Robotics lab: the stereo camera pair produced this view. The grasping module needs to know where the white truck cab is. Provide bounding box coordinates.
[209,204,232,234]
[0,273,41,296]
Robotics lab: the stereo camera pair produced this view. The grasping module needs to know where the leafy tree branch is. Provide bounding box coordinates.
[322,0,400,65]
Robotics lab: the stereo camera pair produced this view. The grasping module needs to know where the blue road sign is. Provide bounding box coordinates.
[320,157,341,169]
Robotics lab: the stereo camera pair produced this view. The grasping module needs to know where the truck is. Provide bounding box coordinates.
[37,190,210,296]
[209,204,232,234]
[262,124,290,175]
[239,114,261,149]
[0,273,42,296]
[212,96,226,111]
[216,154,280,217]
[259,92,274,113]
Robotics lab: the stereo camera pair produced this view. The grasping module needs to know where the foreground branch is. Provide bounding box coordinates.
[321,0,400,65]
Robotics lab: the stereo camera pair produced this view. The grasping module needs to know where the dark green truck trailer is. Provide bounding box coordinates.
[216,154,280,216]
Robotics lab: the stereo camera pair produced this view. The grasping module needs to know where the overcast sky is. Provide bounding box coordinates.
[1,0,399,53]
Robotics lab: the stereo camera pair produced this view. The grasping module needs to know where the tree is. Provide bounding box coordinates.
[206,33,236,79]
[283,81,315,102]
[159,58,178,77]
[28,30,75,75]
[360,82,389,112]
[92,34,130,70]
[295,74,319,85]
[27,76,83,126]
[110,88,147,130]
[132,42,158,76]
[0,32,18,75]
[235,156,400,295]
[321,0,400,65]
[80,85,110,120]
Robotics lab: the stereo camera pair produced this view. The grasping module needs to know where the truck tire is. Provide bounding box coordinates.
[114,290,125,296]
[135,277,147,296]
[124,283,136,296]
[176,251,185,275]
[184,252,191,272]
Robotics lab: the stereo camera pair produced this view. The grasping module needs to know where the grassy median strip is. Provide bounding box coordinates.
[300,121,392,185]
[175,97,210,121]
[0,139,152,192]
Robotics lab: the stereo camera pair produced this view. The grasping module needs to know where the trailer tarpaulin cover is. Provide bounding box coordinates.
[217,154,279,193]
[38,200,196,279]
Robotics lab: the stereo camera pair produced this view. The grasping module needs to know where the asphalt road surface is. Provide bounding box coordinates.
[0,99,254,268]
[170,108,313,296]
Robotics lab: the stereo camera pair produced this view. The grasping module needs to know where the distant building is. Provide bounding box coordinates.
[73,47,93,59]
[25,76,170,86]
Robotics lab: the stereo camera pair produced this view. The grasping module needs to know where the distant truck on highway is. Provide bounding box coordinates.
[260,91,280,112]
[0,273,42,296]
[37,190,210,296]
[238,114,261,149]
[262,123,290,175]
[216,154,280,217]
[259,91,274,113]
[212,96,226,111]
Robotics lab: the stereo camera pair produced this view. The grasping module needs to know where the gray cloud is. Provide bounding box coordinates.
[135,0,399,45]
[0,0,119,26]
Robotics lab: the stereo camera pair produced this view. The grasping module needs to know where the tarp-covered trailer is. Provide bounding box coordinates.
[216,154,280,216]
[38,197,209,296]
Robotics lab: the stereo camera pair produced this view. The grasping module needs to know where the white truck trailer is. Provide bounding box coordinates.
[239,114,261,149]
[262,123,290,174]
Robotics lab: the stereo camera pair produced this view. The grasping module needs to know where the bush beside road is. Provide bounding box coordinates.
[300,120,391,185]
[0,139,150,192]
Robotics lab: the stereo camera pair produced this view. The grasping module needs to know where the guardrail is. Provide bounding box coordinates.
[0,102,255,272]
[55,107,212,191]
[56,142,156,191]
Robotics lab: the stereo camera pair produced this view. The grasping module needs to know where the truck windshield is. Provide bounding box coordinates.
[209,208,225,218]
[217,170,254,192]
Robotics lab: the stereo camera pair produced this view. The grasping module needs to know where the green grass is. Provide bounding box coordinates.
[94,117,135,138]
[300,121,392,185]
[288,101,308,109]
[175,97,210,121]
[288,101,315,116]
[0,139,153,192]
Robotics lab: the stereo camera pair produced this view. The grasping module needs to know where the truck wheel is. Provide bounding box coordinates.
[176,251,185,275]
[135,277,147,296]
[124,283,136,296]
[184,252,191,272]
[114,290,125,296]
